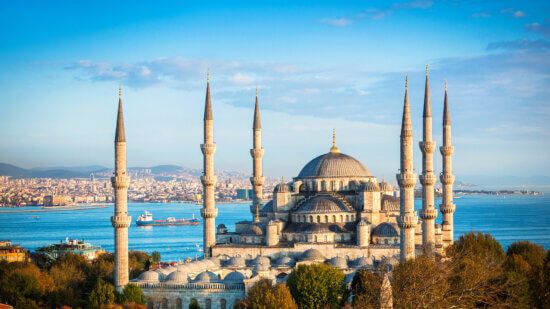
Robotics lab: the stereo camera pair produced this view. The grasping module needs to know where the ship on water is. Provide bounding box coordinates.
[136,210,200,227]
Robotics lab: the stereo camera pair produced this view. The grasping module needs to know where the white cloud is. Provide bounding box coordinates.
[320,18,352,27]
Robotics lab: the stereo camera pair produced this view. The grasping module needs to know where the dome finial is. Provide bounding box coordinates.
[330,128,340,153]
[118,82,122,99]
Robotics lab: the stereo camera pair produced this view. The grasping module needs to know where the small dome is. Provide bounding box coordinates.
[353,256,372,268]
[253,262,270,273]
[206,257,221,268]
[176,264,191,272]
[193,271,220,283]
[379,181,393,192]
[165,270,188,284]
[217,223,227,229]
[244,224,264,236]
[226,256,246,268]
[301,249,326,261]
[373,222,399,237]
[253,256,271,266]
[328,256,348,269]
[274,181,291,193]
[139,270,160,283]
[274,256,295,267]
[360,181,380,192]
[223,271,246,283]
[164,265,177,273]
[295,194,352,214]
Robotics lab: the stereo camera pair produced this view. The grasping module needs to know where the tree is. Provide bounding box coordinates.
[88,278,116,309]
[350,270,382,308]
[48,253,89,308]
[119,284,146,305]
[391,256,449,309]
[151,251,161,264]
[286,263,345,309]
[244,278,297,309]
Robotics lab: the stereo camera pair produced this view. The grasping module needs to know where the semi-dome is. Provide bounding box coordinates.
[165,270,188,284]
[253,256,271,266]
[297,152,371,179]
[223,271,246,283]
[139,270,160,283]
[244,224,264,236]
[294,194,353,214]
[353,256,372,268]
[193,271,220,283]
[328,256,348,269]
[373,222,399,237]
[301,249,326,261]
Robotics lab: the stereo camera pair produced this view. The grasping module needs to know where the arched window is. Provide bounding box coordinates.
[340,215,344,222]
[176,298,183,309]
[309,215,313,223]
[220,299,227,309]
[325,235,328,242]
[346,215,349,222]
[314,235,318,242]
[340,234,345,241]
[384,239,389,245]
[332,215,336,223]
[317,215,320,223]
[325,215,328,223]
[205,299,212,309]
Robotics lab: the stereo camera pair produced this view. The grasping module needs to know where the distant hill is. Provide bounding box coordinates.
[30,165,108,174]
[0,163,106,179]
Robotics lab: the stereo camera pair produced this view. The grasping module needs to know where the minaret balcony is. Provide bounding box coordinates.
[250,176,265,186]
[419,141,436,153]
[111,215,132,228]
[201,208,218,219]
[420,208,438,220]
[439,173,455,185]
[440,145,454,155]
[419,173,437,186]
[201,143,217,155]
[250,148,264,158]
[439,203,456,214]
[201,175,217,186]
[396,173,417,187]
[397,213,418,228]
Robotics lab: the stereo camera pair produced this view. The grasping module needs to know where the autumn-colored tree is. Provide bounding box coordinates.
[0,261,53,309]
[119,284,146,305]
[242,278,297,309]
[88,278,116,309]
[350,269,382,309]
[286,263,345,309]
[48,253,90,308]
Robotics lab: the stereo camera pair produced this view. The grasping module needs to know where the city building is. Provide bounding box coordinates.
[0,240,28,263]
[116,68,456,309]
[36,238,106,261]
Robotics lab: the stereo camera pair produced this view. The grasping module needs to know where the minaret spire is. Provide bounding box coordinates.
[200,72,218,258]
[419,65,437,254]
[440,80,456,246]
[397,75,418,262]
[250,87,265,223]
[111,85,131,291]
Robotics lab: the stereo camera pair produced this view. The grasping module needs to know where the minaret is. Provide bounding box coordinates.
[439,81,456,245]
[200,72,218,258]
[111,85,132,291]
[396,76,418,261]
[419,65,437,252]
[250,87,265,223]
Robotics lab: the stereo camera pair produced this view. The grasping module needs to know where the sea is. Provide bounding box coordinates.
[0,195,548,261]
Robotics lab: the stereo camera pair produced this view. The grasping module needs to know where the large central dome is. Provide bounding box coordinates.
[297,152,371,179]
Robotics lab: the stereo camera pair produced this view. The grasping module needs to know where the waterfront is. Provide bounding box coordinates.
[0,195,548,261]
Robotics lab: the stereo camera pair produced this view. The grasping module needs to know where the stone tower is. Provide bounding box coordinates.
[250,87,265,222]
[440,81,456,245]
[111,86,132,291]
[419,65,437,252]
[200,73,218,258]
[397,77,418,261]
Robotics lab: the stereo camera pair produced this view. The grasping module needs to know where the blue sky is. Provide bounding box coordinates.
[0,0,549,181]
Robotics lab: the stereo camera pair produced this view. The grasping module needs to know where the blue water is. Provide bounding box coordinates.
[0,195,548,261]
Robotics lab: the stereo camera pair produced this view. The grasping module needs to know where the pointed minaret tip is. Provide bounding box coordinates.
[426,64,429,76]
[330,128,340,153]
[253,87,261,129]
[423,64,432,118]
[204,71,213,120]
[115,86,126,142]
[443,81,451,126]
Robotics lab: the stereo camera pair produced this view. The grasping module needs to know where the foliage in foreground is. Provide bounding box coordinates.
[235,278,297,309]
[286,263,346,309]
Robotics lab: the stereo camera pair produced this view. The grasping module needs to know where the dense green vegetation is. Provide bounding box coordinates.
[235,278,296,309]
[0,251,149,309]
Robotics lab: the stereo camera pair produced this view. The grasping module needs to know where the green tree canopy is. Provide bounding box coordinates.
[119,284,146,305]
[286,263,345,309]
[350,269,382,309]
[88,278,116,309]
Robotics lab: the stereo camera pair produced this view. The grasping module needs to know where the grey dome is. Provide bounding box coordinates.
[244,224,264,236]
[328,256,348,269]
[295,194,353,214]
[139,270,160,283]
[223,271,246,283]
[353,256,372,268]
[379,181,393,192]
[301,249,326,261]
[274,181,291,193]
[275,256,295,267]
[226,256,246,268]
[360,181,379,192]
[253,262,270,273]
[165,270,188,284]
[193,271,220,283]
[297,152,371,179]
[373,222,399,237]
[253,256,271,266]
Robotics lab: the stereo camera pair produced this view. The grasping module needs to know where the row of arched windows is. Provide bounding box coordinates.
[293,213,355,223]
[148,297,227,309]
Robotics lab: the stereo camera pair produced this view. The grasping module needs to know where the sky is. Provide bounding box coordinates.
[0,0,549,181]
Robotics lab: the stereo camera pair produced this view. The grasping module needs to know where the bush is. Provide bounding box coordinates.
[88,278,116,309]
[243,278,297,309]
[119,284,146,305]
[286,263,345,309]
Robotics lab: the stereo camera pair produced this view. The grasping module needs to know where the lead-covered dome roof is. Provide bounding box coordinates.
[297,152,371,179]
[373,222,399,237]
[294,194,353,214]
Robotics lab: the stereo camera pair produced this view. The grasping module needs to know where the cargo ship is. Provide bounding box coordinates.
[136,211,200,226]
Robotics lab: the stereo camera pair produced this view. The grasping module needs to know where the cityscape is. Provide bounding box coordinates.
[0,1,549,309]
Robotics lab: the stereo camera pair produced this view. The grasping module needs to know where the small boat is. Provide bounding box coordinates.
[136,211,200,227]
